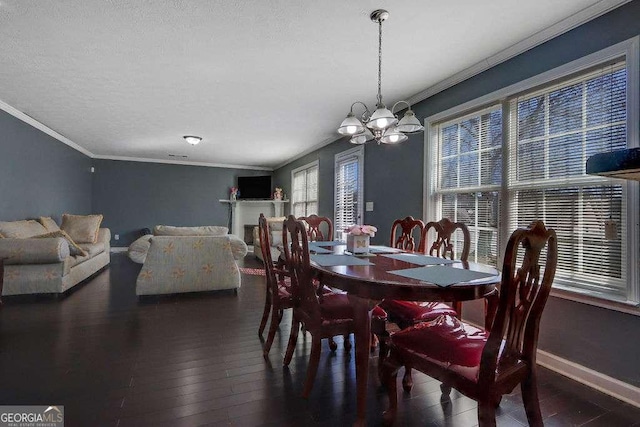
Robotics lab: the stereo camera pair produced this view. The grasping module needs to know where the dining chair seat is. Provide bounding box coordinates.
[390,314,526,384]
[371,305,387,319]
[319,292,354,320]
[379,300,457,326]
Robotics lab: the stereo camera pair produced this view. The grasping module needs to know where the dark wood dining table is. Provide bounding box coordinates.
[310,244,501,427]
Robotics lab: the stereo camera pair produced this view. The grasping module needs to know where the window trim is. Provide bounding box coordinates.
[290,159,319,218]
[335,146,364,239]
[424,36,640,311]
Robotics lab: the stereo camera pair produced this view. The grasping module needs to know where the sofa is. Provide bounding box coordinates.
[0,217,110,296]
[129,225,248,296]
[252,216,286,263]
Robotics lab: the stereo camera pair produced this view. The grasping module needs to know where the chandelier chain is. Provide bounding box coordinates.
[377,18,383,105]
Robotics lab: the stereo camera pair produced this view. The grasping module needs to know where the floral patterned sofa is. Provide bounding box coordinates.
[129,226,248,296]
[0,216,110,296]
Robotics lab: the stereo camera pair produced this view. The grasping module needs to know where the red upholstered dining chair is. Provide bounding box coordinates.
[257,214,294,357]
[382,221,558,427]
[298,214,333,243]
[298,214,350,351]
[375,217,460,388]
[281,216,355,398]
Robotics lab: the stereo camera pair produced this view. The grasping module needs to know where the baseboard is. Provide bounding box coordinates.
[110,247,128,253]
[537,349,640,408]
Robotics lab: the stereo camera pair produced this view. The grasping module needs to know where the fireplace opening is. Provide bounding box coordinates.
[244,225,257,246]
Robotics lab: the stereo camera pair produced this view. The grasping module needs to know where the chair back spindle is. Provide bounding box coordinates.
[425,218,470,261]
[390,216,426,252]
[298,215,333,242]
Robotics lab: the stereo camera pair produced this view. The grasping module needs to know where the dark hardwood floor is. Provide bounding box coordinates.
[1,253,639,426]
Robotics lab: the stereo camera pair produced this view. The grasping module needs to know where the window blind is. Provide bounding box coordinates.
[433,105,502,265]
[335,149,363,238]
[508,61,628,295]
[292,163,318,218]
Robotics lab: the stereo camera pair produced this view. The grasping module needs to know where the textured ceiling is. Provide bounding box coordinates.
[0,0,626,169]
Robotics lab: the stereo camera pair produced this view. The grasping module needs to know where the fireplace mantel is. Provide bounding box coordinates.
[219,199,289,239]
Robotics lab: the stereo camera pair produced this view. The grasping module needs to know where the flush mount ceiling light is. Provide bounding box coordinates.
[337,9,424,145]
[183,135,202,145]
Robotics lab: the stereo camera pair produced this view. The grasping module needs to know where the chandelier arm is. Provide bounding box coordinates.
[350,101,371,121]
[391,100,411,115]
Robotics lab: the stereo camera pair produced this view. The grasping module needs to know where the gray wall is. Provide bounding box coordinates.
[0,110,92,222]
[275,1,640,387]
[91,159,270,246]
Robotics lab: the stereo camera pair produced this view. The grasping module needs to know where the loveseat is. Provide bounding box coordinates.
[0,216,110,296]
[252,216,286,263]
[129,225,248,296]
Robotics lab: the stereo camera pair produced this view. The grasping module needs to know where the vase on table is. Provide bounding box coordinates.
[347,234,370,254]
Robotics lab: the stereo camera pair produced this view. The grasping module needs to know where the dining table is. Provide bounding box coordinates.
[308,241,501,427]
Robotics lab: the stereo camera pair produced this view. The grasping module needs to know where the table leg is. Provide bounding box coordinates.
[348,294,371,427]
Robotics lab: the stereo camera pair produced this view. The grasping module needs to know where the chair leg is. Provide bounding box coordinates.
[302,336,322,398]
[440,383,452,396]
[452,300,462,318]
[521,370,544,427]
[382,362,399,425]
[402,366,413,392]
[377,336,388,382]
[328,337,338,351]
[477,400,497,427]
[263,309,282,357]
[258,294,271,337]
[283,317,300,367]
[344,333,352,351]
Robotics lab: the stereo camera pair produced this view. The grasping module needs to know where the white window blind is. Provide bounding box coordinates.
[429,54,637,303]
[335,147,364,239]
[509,62,628,297]
[291,161,319,218]
[432,106,502,265]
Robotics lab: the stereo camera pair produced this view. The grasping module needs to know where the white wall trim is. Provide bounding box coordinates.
[537,349,640,408]
[407,0,633,106]
[92,155,274,171]
[0,98,95,158]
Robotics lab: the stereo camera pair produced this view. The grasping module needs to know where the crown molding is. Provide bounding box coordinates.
[92,155,274,171]
[407,0,633,106]
[0,98,95,158]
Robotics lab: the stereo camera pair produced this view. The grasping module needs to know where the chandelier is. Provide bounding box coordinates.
[338,9,423,145]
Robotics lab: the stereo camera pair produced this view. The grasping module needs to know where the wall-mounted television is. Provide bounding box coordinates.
[237,175,272,200]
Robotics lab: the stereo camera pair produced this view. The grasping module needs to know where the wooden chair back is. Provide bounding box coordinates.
[298,214,333,242]
[282,215,321,328]
[390,216,426,252]
[425,218,471,261]
[479,220,557,386]
[258,214,279,299]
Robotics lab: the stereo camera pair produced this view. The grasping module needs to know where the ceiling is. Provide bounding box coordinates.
[0,0,628,170]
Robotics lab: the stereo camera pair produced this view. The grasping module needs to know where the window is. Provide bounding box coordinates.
[432,106,502,265]
[291,161,319,218]
[428,38,639,305]
[335,147,364,239]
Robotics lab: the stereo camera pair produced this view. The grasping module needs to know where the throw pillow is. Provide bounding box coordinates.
[39,216,61,232]
[0,220,48,238]
[60,214,103,243]
[270,230,283,246]
[267,217,287,231]
[34,230,87,257]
